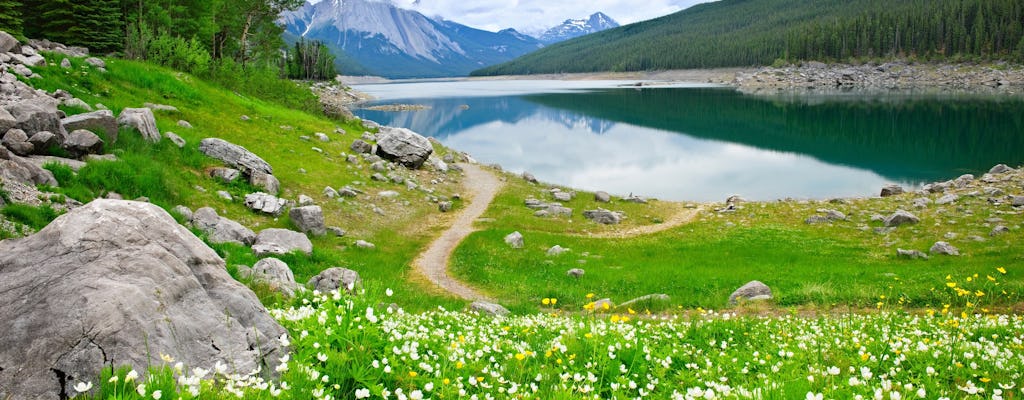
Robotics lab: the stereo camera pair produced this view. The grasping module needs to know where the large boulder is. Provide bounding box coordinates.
[728,280,773,305]
[62,110,118,143]
[0,107,16,133]
[62,129,104,158]
[0,153,58,187]
[374,127,433,169]
[0,199,287,400]
[198,138,273,177]
[289,205,326,236]
[2,128,33,156]
[883,210,920,227]
[249,258,299,297]
[117,108,161,142]
[583,209,622,225]
[4,99,66,137]
[0,30,18,53]
[191,207,256,245]
[307,267,362,294]
[252,228,313,256]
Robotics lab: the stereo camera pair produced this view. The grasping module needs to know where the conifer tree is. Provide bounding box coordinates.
[0,0,23,36]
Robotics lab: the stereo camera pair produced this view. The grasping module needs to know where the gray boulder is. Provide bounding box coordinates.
[0,30,17,53]
[298,194,315,206]
[5,99,65,137]
[936,194,959,205]
[249,171,280,195]
[990,225,1010,236]
[0,153,58,187]
[250,258,299,297]
[880,184,904,197]
[84,57,106,69]
[172,205,193,222]
[27,130,60,151]
[252,228,313,256]
[594,191,611,203]
[2,128,33,156]
[177,120,193,129]
[468,301,509,317]
[61,110,118,143]
[144,102,179,113]
[504,231,524,248]
[307,267,362,294]
[354,240,376,249]
[116,108,161,142]
[1011,196,1024,207]
[522,172,538,183]
[244,192,288,216]
[191,207,256,245]
[198,138,274,177]
[728,280,773,305]
[930,241,960,256]
[165,132,186,148]
[547,245,569,256]
[210,167,241,183]
[583,209,622,225]
[289,205,326,236]
[0,108,15,133]
[989,164,1013,174]
[553,191,572,202]
[59,58,71,68]
[897,248,929,260]
[62,129,104,158]
[0,200,287,400]
[374,127,433,169]
[883,210,919,227]
[438,201,453,212]
[350,139,372,154]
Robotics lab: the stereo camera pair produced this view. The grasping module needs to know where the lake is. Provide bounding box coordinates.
[352,80,1024,202]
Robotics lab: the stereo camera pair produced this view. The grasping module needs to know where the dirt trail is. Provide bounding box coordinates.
[578,206,704,239]
[412,163,502,301]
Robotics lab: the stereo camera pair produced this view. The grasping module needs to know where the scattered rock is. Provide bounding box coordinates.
[1011,196,1024,207]
[198,138,273,178]
[468,301,509,317]
[583,209,622,225]
[929,241,960,256]
[989,164,1013,174]
[314,132,330,142]
[547,245,569,256]
[249,172,280,195]
[252,228,313,256]
[210,167,241,183]
[897,248,929,260]
[83,57,106,69]
[116,107,161,142]
[165,132,186,148]
[354,240,375,249]
[144,102,178,113]
[522,172,538,183]
[172,205,193,222]
[61,110,118,143]
[191,207,256,245]
[805,215,831,225]
[374,127,433,169]
[177,120,193,129]
[624,195,648,204]
[438,201,452,212]
[553,191,572,202]
[990,225,1010,236]
[289,205,326,236]
[504,231,524,248]
[880,184,904,197]
[250,258,299,297]
[936,194,959,205]
[338,186,360,197]
[244,192,288,216]
[883,210,919,227]
[350,139,372,154]
[566,268,585,278]
[590,298,614,312]
[371,172,388,182]
[327,226,346,237]
[594,191,611,203]
[307,267,362,294]
[912,198,932,209]
[728,280,773,305]
[0,199,286,400]
[298,194,315,206]
[62,129,103,158]
[323,186,338,198]
[2,128,33,155]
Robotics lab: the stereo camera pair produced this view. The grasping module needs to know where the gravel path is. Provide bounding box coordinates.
[412,163,502,301]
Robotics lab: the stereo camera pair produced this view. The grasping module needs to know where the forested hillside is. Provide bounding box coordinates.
[472,0,1024,76]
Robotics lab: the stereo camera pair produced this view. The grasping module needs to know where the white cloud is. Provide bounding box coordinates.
[309,0,712,33]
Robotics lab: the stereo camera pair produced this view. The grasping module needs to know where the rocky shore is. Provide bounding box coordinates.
[734,61,1024,94]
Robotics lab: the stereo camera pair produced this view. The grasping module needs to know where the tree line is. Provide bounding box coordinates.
[0,0,334,81]
[473,0,1024,76]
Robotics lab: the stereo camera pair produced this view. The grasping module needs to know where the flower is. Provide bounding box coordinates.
[136,383,147,396]
[515,353,526,361]
[806,392,823,400]
[355,388,371,399]
[410,390,424,400]
[997,267,1006,274]
[73,381,92,393]
[160,353,174,363]
[126,369,139,381]
[542,298,551,305]
[152,390,162,399]
[386,288,394,297]
[586,293,595,299]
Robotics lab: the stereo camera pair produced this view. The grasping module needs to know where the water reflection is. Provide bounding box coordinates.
[353,83,1024,202]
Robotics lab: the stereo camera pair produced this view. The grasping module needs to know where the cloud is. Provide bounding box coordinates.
[309,0,713,34]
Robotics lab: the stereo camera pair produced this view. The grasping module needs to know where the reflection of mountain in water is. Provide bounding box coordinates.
[355,97,615,138]
[523,88,1024,183]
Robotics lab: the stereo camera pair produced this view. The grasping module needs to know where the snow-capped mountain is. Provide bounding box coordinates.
[537,12,620,44]
[280,0,543,78]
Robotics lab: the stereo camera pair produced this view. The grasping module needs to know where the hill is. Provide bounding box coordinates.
[472,0,1024,76]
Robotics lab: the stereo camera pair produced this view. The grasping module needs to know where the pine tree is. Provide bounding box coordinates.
[0,0,23,36]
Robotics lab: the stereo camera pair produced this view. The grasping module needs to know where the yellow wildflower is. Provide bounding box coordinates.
[946,282,957,288]
[542,298,551,305]
[515,353,526,361]
[443,378,450,385]
[586,293,595,299]
[408,371,418,377]
[997,267,1006,274]
[550,298,557,305]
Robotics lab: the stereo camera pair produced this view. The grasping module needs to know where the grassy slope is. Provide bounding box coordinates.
[20,54,467,311]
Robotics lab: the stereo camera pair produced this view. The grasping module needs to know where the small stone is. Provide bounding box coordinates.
[912,198,932,209]
[354,240,375,249]
[177,120,193,129]
[164,132,186,148]
[210,167,241,183]
[594,191,611,203]
[351,139,372,154]
[728,280,772,305]
[240,115,251,121]
[1011,196,1024,207]
[323,186,338,198]
[990,226,1010,236]
[327,227,346,237]
[60,58,71,68]
[929,241,960,256]
[216,191,233,201]
[989,164,1013,174]
[583,209,622,225]
[566,268,585,278]
[805,215,830,225]
[936,194,959,205]
[289,205,326,236]
[438,201,452,212]
[468,301,509,316]
[379,190,399,198]
[298,195,315,206]
[590,298,614,312]
[880,184,904,197]
[504,231,524,248]
[547,245,568,256]
[307,267,361,294]
[553,191,572,202]
[522,172,538,183]
[315,132,330,142]
[883,210,919,227]
[371,173,387,182]
[896,248,929,260]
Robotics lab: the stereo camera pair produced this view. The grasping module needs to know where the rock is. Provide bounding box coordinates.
[172,205,193,222]
[594,191,611,203]
[522,172,538,183]
[191,207,256,245]
[936,194,959,205]
[0,200,286,399]
[209,167,241,183]
[468,301,509,317]
[525,198,545,209]
[547,245,569,256]
[5,99,65,137]
[346,155,359,164]
[177,120,193,129]
[370,160,387,172]
[624,195,648,204]
[62,129,103,158]
[728,280,773,305]
[298,194,315,206]
[566,268,585,278]
[12,64,32,77]
[989,164,1013,174]
[216,191,233,201]
[165,132,186,148]
[990,225,1010,236]
[590,298,614,312]
[880,184,904,197]
[912,198,932,209]
[338,186,360,197]
[1011,196,1024,207]
[929,241,960,256]
[617,294,671,311]
[327,226,346,237]
[27,130,59,152]
[0,108,15,133]
[0,152,58,187]
[144,102,179,113]
[374,127,433,169]
[249,172,280,195]
[289,205,326,236]
[553,191,572,202]
[252,228,313,256]
[438,201,452,212]
[545,204,573,217]
[583,209,622,225]
[0,30,17,53]
[805,215,831,225]
[897,248,929,260]
[823,209,846,221]
[198,138,274,177]
[251,258,299,297]
[307,267,362,293]
[244,192,288,216]
[533,210,550,217]
[116,108,161,142]
[61,110,118,143]
[84,57,106,69]
[323,186,338,198]
[428,156,448,172]
[504,231,524,248]
[314,132,330,142]
[62,98,92,111]
[2,128,33,156]
[350,139,372,154]
[240,115,250,121]
[883,210,919,227]
[354,240,375,249]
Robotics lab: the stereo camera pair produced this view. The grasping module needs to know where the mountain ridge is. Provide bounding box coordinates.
[538,12,620,44]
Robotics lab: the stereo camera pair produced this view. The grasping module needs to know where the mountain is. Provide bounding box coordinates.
[537,12,619,44]
[472,0,1024,76]
[279,0,544,78]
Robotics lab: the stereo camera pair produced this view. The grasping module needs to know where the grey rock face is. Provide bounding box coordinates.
[251,258,299,297]
[244,192,288,216]
[307,267,362,293]
[468,301,510,317]
[62,129,104,158]
[116,108,161,142]
[583,209,622,225]
[897,248,929,259]
[252,228,313,256]
[374,127,433,169]
[930,241,960,256]
[61,110,118,143]
[504,231,524,248]
[880,184,904,197]
[350,139,372,154]
[883,210,919,227]
[191,207,256,245]
[198,138,274,177]
[728,280,773,305]
[0,199,287,400]
[289,205,326,236]
[594,191,611,203]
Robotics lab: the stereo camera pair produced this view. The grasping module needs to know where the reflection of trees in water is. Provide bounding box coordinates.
[525,89,1024,183]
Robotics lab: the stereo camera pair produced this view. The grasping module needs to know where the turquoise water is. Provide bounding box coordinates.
[353,81,1024,202]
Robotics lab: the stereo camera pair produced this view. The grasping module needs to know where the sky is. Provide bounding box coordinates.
[308,0,712,35]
